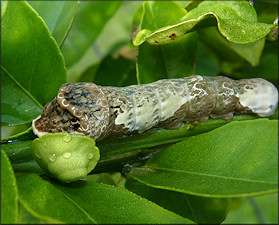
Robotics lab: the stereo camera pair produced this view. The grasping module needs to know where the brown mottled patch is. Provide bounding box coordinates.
[119,98,127,104]
[169,33,176,40]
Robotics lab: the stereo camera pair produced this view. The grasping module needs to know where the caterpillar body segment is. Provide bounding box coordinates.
[32,75,278,141]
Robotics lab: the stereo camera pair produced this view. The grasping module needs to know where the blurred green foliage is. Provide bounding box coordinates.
[1,1,278,224]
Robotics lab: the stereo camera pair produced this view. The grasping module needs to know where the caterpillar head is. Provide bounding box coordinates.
[236,78,278,117]
[32,83,111,141]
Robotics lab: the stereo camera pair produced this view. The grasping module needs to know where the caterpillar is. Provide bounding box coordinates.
[32,75,278,141]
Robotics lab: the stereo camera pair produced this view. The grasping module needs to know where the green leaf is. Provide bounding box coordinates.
[1,0,8,17]
[3,114,271,175]
[28,1,79,48]
[140,1,187,30]
[98,114,262,158]
[232,41,278,81]
[1,1,67,126]
[2,140,42,173]
[17,173,195,224]
[223,194,278,224]
[126,178,230,224]
[133,1,187,46]
[18,202,43,224]
[61,1,123,67]
[1,68,43,126]
[137,33,197,84]
[255,1,279,24]
[195,41,220,76]
[80,54,137,86]
[175,1,194,9]
[134,1,274,46]
[130,119,278,197]
[136,2,197,83]
[90,1,142,60]
[1,150,18,224]
[1,126,36,143]
[67,1,141,83]
[198,27,265,67]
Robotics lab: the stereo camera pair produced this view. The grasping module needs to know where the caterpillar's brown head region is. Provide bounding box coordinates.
[32,83,111,141]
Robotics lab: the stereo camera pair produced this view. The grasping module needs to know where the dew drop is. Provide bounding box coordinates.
[63,152,72,159]
[88,153,93,159]
[49,153,56,162]
[63,134,72,142]
[35,151,42,159]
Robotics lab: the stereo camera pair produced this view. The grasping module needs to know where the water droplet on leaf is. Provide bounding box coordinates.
[88,153,93,159]
[63,134,72,142]
[49,153,56,162]
[35,151,42,159]
[63,152,72,159]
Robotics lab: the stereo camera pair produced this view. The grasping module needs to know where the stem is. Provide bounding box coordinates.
[2,111,277,174]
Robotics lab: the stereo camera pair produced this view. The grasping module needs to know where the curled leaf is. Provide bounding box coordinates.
[133,1,274,46]
[31,133,100,183]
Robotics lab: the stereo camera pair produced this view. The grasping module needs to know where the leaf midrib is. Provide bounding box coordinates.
[137,166,277,184]
[1,65,44,110]
[55,187,98,224]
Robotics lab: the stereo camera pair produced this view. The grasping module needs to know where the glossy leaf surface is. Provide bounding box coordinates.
[223,194,278,224]
[1,150,18,224]
[134,1,274,46]
[126,178,230,224]
[1,1,66,125]
[61,1,123,67]
[130,119,278,197]
[17,173,194,224]
[136,1,197,83]
[28,1,79,47]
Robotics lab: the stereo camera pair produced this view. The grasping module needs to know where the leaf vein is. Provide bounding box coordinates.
[142,166,277,184]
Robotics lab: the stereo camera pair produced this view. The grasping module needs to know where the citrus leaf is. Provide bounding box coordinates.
[80,54,137,87]
[133,1,274,46]
[28,1,79,48]
[1,1,67,126]
[137,33,197,84]
[1,150,18,224]
[198,27,265,67]
[126,178,230,224]
[1,68,43,126]
[136,1,197,83]
[17,173,195,224]
[1,126,36,143]
[223,194,278,224]
[1,140,42,173]
[130,119,278,197]
[98,114,262,157]
[1,0,8,17]
[61,1,123,67]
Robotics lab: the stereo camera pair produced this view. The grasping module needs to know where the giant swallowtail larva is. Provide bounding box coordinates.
[32,75,278,141]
